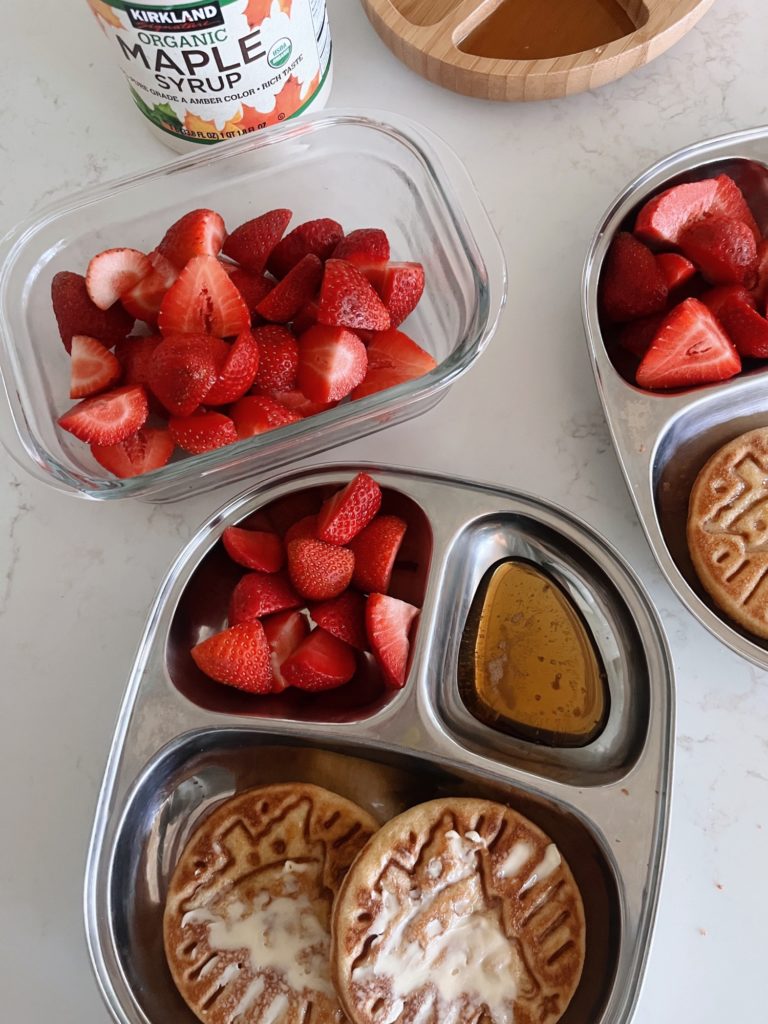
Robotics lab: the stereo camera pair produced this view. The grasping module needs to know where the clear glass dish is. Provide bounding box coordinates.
[0,110,506,502]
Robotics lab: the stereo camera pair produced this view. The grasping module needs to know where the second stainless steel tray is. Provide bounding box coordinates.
[84,464,674,1024]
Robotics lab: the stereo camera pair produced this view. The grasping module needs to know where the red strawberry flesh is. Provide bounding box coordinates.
[52,271,133,353]
[58,384,148,446]
[70,334,121,399]
[262,609,310,692]
[316,472,382,545]
[297,324,368,403]
[310,590,368,651]
[222,526,284,572]
[317,259,391,332]
[281,628,357,691]
[90,426,174,478]
[286,538,355,601]
[679,216,758,285]
[600,232,668,323]
[222,208,292,273]
[349,514,407,594]
[366,592,419,689]
[158,254,250,337]
[157,209,226,269]
[191,621,272,693]
[229,572,302,625]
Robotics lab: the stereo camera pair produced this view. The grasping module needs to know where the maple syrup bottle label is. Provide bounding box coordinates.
[86,0,333,151]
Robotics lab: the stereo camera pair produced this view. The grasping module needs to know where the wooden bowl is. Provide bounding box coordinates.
[360,0,715,101]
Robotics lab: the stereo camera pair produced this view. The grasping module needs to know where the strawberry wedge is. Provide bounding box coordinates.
[366,593,419,688]
[636,298,741,390]
[158,255,250,337]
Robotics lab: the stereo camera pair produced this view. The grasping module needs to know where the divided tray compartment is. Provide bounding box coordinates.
[360,0,713,102]
[582,125,768,669]
[85,464,674,1024]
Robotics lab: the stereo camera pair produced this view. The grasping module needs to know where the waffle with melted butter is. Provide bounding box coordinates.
[331,797,585,1024]
[164,783,378,1024]
[687,427,768,639]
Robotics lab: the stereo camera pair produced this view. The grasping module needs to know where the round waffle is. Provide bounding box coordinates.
[687,427,768,639]
[164,783,378,1024]
[331,797,585,1024]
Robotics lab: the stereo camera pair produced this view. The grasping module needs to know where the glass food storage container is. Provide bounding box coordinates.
[0,110,505,502]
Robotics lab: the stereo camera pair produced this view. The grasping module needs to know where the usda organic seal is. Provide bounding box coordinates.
[268,37,293,69]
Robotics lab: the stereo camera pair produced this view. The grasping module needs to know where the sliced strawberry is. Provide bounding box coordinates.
[287,538,354,601]
[718,299,768,358]
[51,271,133,352]
[204,329,260,405]
[617,315,665,358]
[350,366,418,400]
[227,267,273,315]
[679,216,758,285]
[229,572,302,624]
[148,333,224,416]
[90,426,174,478]
[700,285,756,319]
[366,593,419,689]
[230,395,303,439]
[297,325,368,403]
[600,232,668,323]
[310,590,367,651]
[86,248,152,310]
[222,209,292,273]
[634,174,759,246]
[169,411,238,454]
[252,325,300,392]
[365,329,437,375]
[636,298,741,390]
[281,628,357,692]
[317,260,391,332]
[115,334,162,390]
[373,262,425,327]
[267,217,344,279]
[58,384,148,445]
[655,253,696,292]
[222,526,284,572]
[262,610,310,692]
[191,621,272,694]
[332,228,390,265]
[157,209,226,269]
[120,250,178,323]
[270,389,336,417]
[158,254,250,337]
[349,515,407,594]
[285,514,319,544]
[256,253,323,323]
[316,472,382,545]
[70,335,121,398]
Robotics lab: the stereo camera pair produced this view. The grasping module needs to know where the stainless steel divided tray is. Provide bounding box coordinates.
[84,464,674,1024]
[583,125,768,668]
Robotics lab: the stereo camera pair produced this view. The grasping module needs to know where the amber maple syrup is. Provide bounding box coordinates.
[458,560,608,747]
[459,0,638,60]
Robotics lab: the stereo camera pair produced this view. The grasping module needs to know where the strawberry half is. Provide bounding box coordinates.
[157,209,226,269]
[365,329,437,375]
[287,538,355,601]
[252,325,299,392]
[230,394,303,439]
[169,411,238,454]
[204,329,260,405]
[90,426,174,478]
[58,384,148,445]
[222,209,292,273]
[310,590,368,651]
[158,254,250,337]
[281,628,357,692]
[121,250,178,324]
[148,334,224,416]
[600,232,668,323]
[191,621,272,693]
[717,299,768,358]
[222,526,284,572]
[297,325,368,403]
[679,216,758,285]
[332,228,390,264]
[636,298,741,390]
[267,217,344,279]
[349,515,407,594]
[316,472,382,545]
[376,262,425,327]
[366,593,419,689]
[70,334,121,398]
[262,610,310,691]
[655,253,696,292]
[229,572,302,624]
[634,174,760,246]
[256,253,323,323]
[317,259,391,332]
[86,248,152,310]
[51,271,134,352]
[227,267,273,316]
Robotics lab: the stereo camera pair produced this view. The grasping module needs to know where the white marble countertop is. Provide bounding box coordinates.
[2,1,767,1019]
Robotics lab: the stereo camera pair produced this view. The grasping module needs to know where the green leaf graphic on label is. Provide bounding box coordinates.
[130,88,183,133]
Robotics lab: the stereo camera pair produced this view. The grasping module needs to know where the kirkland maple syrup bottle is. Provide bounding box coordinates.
[86,0,333,152]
